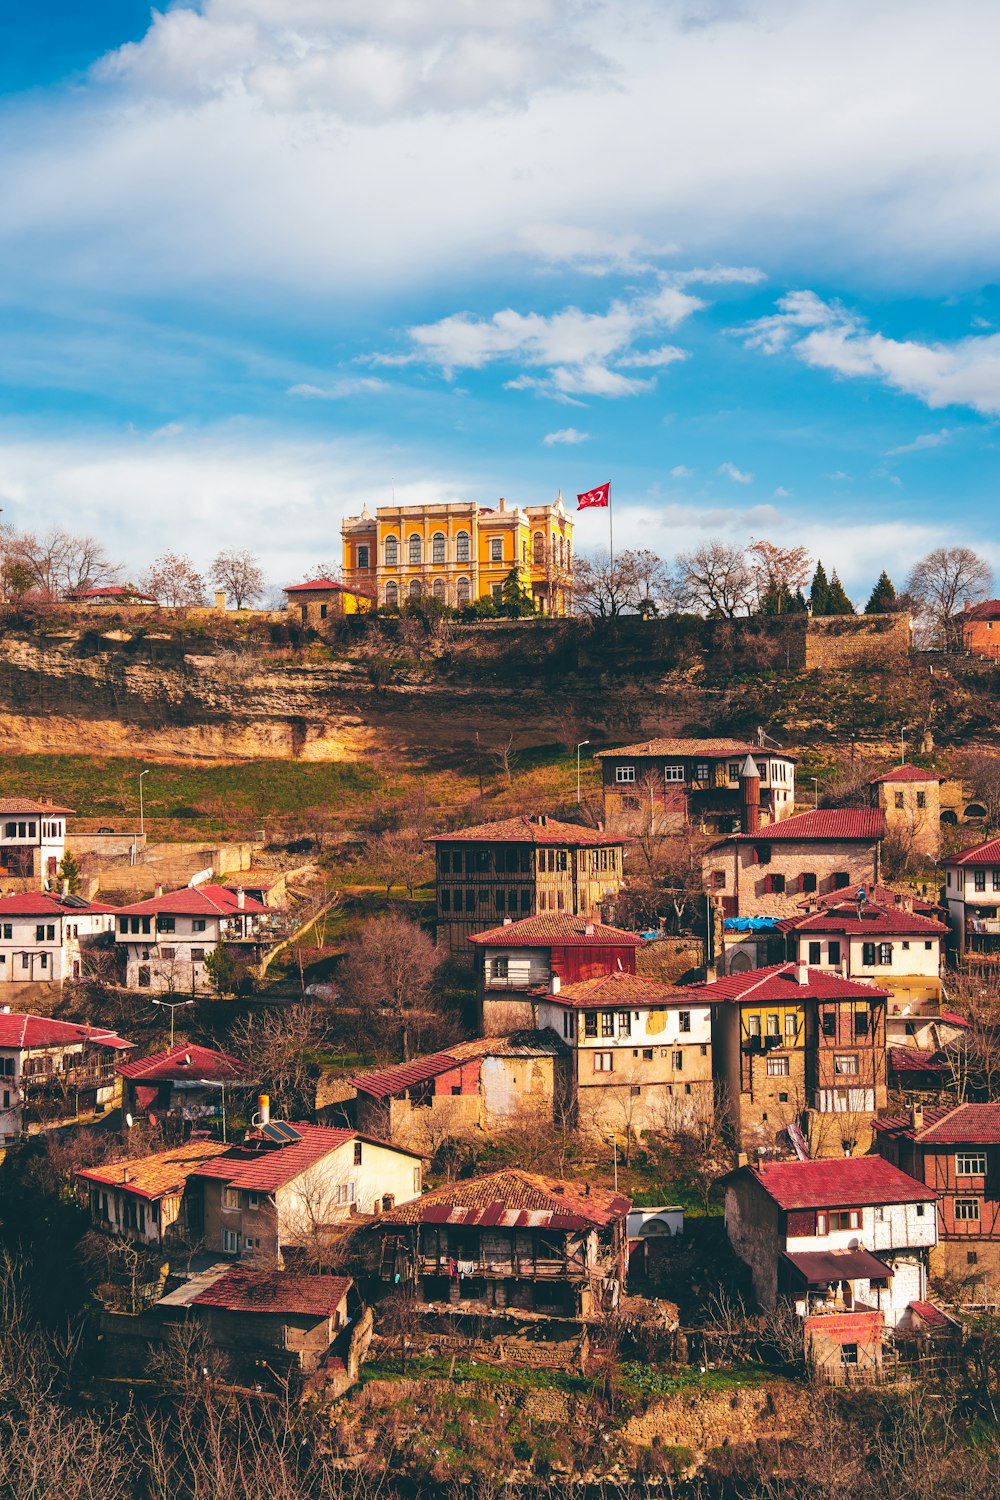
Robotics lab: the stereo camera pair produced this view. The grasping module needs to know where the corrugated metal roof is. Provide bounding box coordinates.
[782,1248,893,1284]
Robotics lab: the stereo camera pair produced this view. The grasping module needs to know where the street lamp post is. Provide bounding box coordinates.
[576,739,590,804]
[138,769,150,837]
[152,997,194,1049]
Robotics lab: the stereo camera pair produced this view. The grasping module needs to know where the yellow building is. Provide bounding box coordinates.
[340,496,574,615]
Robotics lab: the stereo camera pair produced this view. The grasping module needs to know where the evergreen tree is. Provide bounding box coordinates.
[499,567,535,618]
[56,851,81,895]
[809,561,830,615]
[825,571,855,614]
[865,570,898,614]
[204,945,238,997]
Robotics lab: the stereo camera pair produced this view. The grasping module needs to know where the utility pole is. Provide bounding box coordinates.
[152,997,194,1048]
[138,768,150,837]
[576,739,590,804]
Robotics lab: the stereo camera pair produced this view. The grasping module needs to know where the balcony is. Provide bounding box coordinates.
[417,1253,588,1282]
[968,918,1000,935]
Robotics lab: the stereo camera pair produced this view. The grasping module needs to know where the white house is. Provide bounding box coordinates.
[535,970,714,1134]
[0,1012,133,1143]
[723,1156,938,1352]
[0,891,116,985]
[113,884,281,992]
[943,836,1000,963]
[0,796,70,888]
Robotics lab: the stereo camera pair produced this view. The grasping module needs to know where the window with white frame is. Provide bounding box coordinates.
[456,531,470,562]
[664,764,684,782]
[957,1151,987,1176]
[594,1052,613,1072]
[222,1229,241,1253]
[834,1054,859,1075]
[335,1182,357,1205]
[432,532,446,563]
[615,765,636,783]
[384,535,399,566]
[766,1056,790,1076]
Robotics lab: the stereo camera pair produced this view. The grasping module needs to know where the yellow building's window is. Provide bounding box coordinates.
[385,535,398,566]
[456,531,470,563]
[432,533,446,564]
[408,535,422,564]
[490,537,503,563]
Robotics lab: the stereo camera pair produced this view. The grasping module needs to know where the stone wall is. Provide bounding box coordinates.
[804,614,911,671]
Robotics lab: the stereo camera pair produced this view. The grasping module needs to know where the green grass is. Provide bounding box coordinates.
[361,1354,593,1394]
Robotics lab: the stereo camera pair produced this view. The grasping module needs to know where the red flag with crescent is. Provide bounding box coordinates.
[577,481,610,509]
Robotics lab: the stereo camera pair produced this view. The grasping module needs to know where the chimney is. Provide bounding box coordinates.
[499,497,506,511]
[910,1102,924,1132]
[551,974,561,994]
[61,879,69,898]
[154,884,163,899]
[122,1167,129,1184]
[215,590,226,611]
[258,1094,270,1127]
[585,922,595,936]
[237,887,245,910]
[739,755,761,836]
[737,1151,749,1168]
[796,961,808,987]
[503,915,513,926]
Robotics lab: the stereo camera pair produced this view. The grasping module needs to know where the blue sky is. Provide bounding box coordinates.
[1,0,1000,601]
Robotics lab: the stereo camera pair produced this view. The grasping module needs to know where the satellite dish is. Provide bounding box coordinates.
[124,1113,134,1129]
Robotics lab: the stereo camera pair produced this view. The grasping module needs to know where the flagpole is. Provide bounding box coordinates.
[608,486,614,571]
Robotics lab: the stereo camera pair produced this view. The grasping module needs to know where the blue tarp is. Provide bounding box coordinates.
[724,917,781,932]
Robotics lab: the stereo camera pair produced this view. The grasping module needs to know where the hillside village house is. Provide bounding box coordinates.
[468,912,644,1032]
[77,1138,231,1247]
[595,738,796,835]
[0,796,70,887]
[191,1120,423,1264]
[942,835,1000,963]
[345,1033,570,1154]
[958,598,1000,662]
[372,1168,631,1319]
[705,806,885,919]
[431,816,626,957]
[686,963,890,1156]
[868,765,941,860]
[0,891,116,985]
[282,577,373,625]
[535,971,713,1135]
[875,1103,1000,1280]
[65,585,157,607]
[341,496,574,615]
[114,884,280,992]
[722,1157,938,1381]
[118,1042,246,1130]
[0,1013,132,1143]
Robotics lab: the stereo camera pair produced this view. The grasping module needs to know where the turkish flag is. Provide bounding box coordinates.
[577,481,610,509]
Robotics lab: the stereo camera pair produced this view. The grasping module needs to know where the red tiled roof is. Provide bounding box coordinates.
[283,578,373,598]
[722,808,885,843]
[67,586,157,603]
[115,884,268,917]
[193,1124,421,1191]
[906,1300,954,1328]
[350,1034,566,1098]
[430,815,623,847]
[351,1051,469,1100]
[875,1103,1000,1145]
[593,738,796,762]
[683,962,891,1005]
[802,883,940,916]
[191,1267,352,1317]
[960,599,1000,621]
[543,971,692,1009]
[380,1168,630,1229]
[887,1047,949,1076]
[0,797,74,815]
[0,1014,132,1051]
[729,1157,936,1210]
[870,765,940,784]
[0,892,117,917]
[944,837,1000,867]
[118,1043,244,1083]
[76,1138,230,1200]
[469,914,643,948]
[779,901,947,938]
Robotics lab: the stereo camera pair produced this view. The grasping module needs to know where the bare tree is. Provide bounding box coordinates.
[574,547,675,618]
[907,545,994,649]
[6,527,120,599]
[141,551,207,607]
[210,548,267,609]
[229,1003,323,1118]
[953,749,1000,833]
[748,538,812,612]
[675,538,753,617]
[337,913,444,1060]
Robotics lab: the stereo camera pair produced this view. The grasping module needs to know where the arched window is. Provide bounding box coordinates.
[384,580,398,608]
[408,578,422,599]
[456,577,471,608]
[408,534,422,565]
[432,578,445,602]
[558,536,564,569]
[456,531,470,563]
[432,532,446,564]
[532,531,545,566]
[566,539,572,568]
[384,535,398,567]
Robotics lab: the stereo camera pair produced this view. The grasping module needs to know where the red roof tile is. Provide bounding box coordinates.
[722,808,885,843]
[190,1267,352,1317]
[118,1043,244,1083]
[283,578,373,597]
[887,1047,949,1076]
[0,797,74,815]
[944,837,1000,867]
[543,971,693,1009]
[350,1051,468,1100]
[66,586,157,603]
[683,962,891,1005]
[76,1138,230,1200]
[0,892,117,917]
[870,765,940,784]
[780,901,947,938]
[960,599,1000,621]
[380,1168,630,1229]
[115,884,268,917]
[193,1124,420,1191]
[469,913,643,948]
[801,883,940,916]
[430,815,623,848]
[730,1157,936,1210]
[0,1014,132,1051]
[875,1103,1000,1145]
[594,738,796,762]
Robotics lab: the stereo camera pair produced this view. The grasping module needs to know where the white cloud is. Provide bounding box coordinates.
[740,292,1000,416]
[772,485,790,497]
[827,470,850,480]
[516,224,679,276]
[670,464,693,478]
[150,421,184,440]
[719,461,752,483]
[883,428,955,457]
[543,427,589,445]
[287,376,390,398]
[618,344,688,368]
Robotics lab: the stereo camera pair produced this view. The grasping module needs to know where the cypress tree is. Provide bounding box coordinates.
[809,562,830,615]
[865,570,898,614]
[825,571,855,615]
